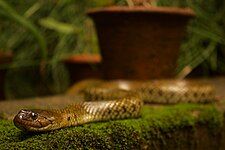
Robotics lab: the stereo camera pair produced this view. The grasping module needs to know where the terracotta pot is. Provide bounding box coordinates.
[88,6,195,79]
[63,54,102,84]
[0,51,13,100]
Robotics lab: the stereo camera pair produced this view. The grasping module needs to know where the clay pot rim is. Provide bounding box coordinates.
[0,51,13,58]
[63,54,102,64]
[0,51,13,64]
[87,6,195,17]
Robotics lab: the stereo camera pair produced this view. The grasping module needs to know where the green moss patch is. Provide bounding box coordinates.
[0,104,223,149]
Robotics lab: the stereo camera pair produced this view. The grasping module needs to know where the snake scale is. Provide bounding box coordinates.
[13,79,216,132]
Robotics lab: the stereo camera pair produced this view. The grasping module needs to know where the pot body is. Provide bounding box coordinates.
[88,6,195,79]
[0,51,13,100]
[63,54,102,83]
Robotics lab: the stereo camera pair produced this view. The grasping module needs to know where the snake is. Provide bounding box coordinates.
[13,79,216,132]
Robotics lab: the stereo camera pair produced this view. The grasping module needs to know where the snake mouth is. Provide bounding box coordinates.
[13,109,54,132]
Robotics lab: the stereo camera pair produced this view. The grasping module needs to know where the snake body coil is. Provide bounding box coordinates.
[13,80,216,132]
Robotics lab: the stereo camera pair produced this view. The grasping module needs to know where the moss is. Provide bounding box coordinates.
[0,104,223,149]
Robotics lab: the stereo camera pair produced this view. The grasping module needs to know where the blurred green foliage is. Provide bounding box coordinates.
[177,0,225,75]
[0,0,113,99]
[0,0,224,99]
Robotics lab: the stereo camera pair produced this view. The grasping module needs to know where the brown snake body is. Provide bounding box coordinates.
[13,79,216,132]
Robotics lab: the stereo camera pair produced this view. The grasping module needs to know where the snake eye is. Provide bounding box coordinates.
[31,112,38,120]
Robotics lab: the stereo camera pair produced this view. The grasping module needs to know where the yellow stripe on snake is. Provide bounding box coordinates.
[13,79,216,132]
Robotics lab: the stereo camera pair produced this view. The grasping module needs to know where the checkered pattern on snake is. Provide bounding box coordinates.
[13,80,215,132]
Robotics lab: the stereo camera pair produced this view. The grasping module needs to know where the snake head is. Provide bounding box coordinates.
[13,109,58,132]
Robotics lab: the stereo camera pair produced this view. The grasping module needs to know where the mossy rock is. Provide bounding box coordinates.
[0,103,224,149]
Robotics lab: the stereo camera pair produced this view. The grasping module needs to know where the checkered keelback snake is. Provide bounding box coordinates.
[13,80,215,132]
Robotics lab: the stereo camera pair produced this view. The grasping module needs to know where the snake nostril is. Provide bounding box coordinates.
[19,114,23,119]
